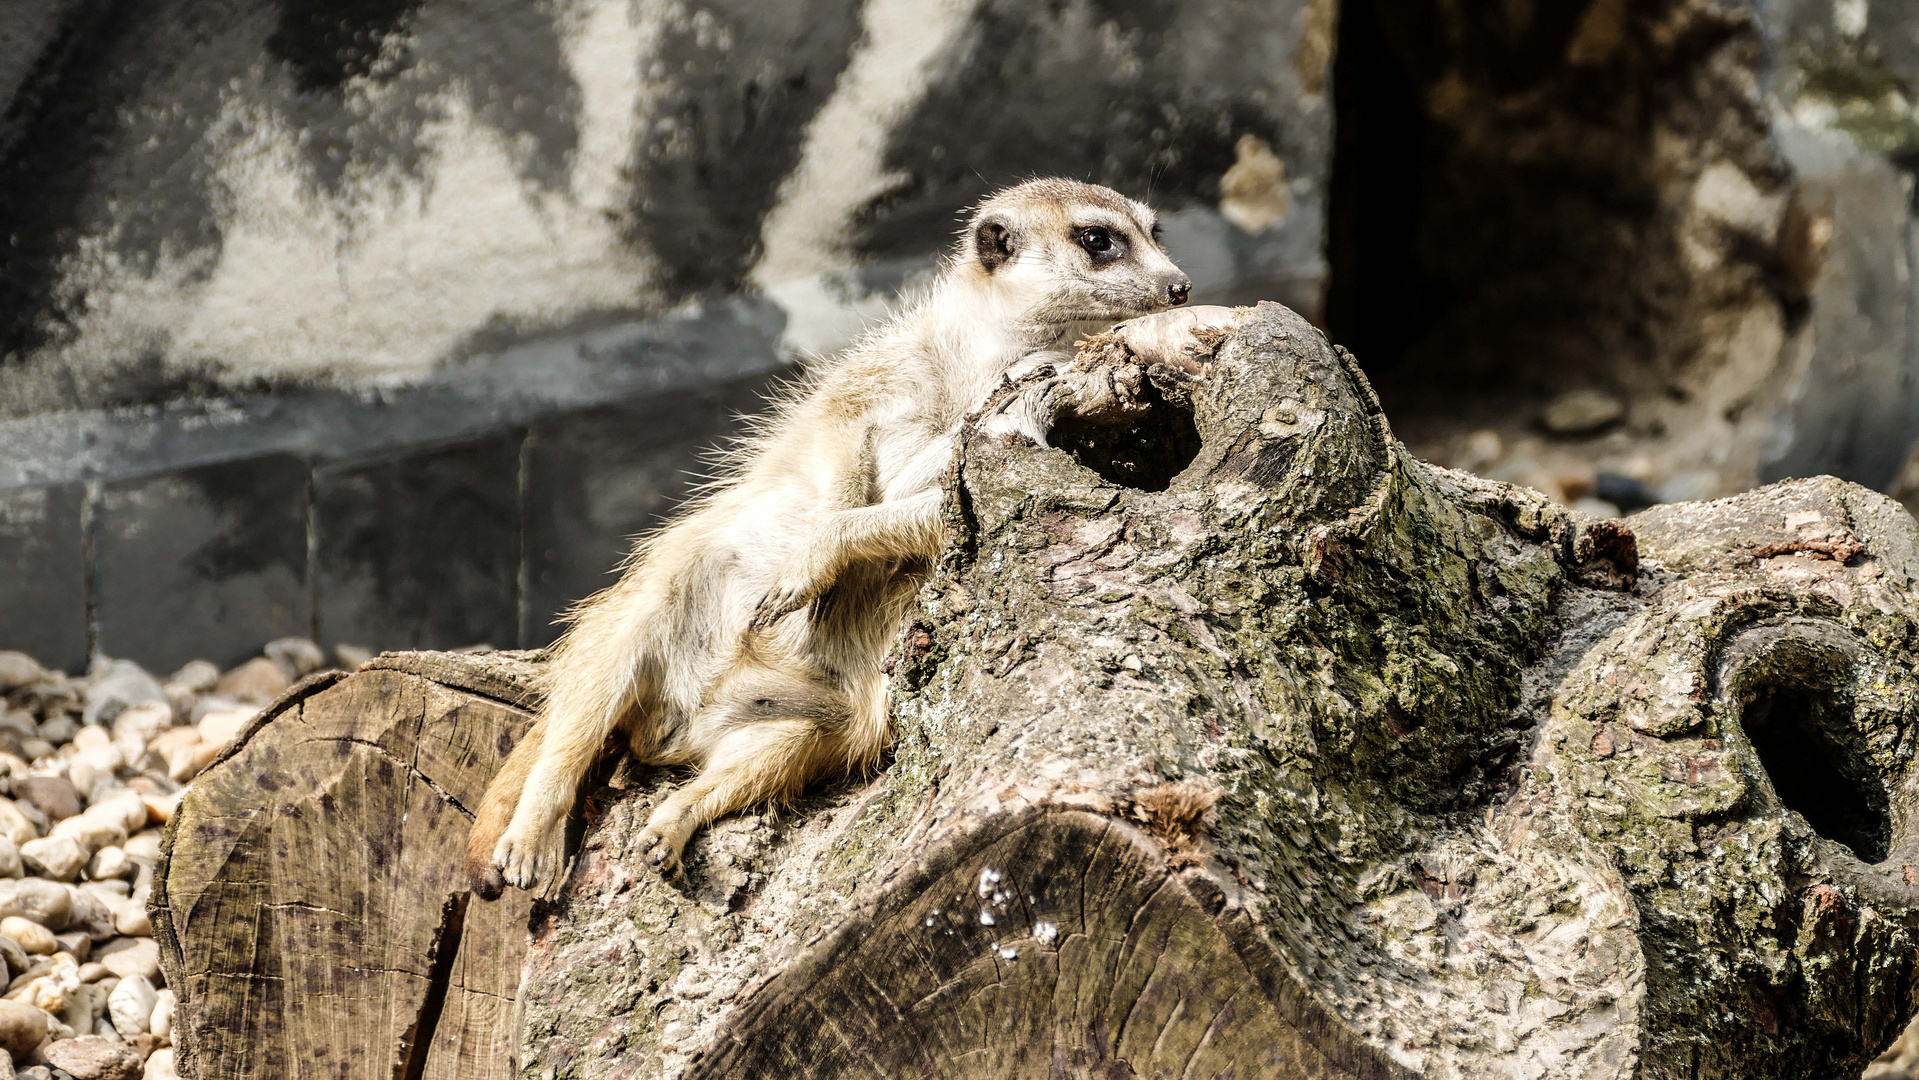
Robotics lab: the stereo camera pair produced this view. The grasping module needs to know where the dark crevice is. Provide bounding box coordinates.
[396,890,468,1080]
[1050,382,1202,493]
[1325,0,1788,458]
[1325,0,1438,375]
[267,0,421,94]
[1737,665,1890,864]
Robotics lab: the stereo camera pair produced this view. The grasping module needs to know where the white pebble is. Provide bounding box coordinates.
[69,728,110,753]
[64,980,104,1038]
[0,801,36,847]
[66,747,124,801]
[163,660,218,695]
[121,832,162,864]
[95,939,159,982]
[108,703,171,748]
[0,878,72,927]
[195,708,252,748]
[108,974,156,1038]
[90,792,149,838]
[139,793,180,826]
[113,904,150,939]
[51,815,125,859]
[146,1047,179,1079]
[0,917,53,954]
[65,889,116,942]
[86,848,132,883]
[19,837,84,881]
[149,989,173,1044]
[7,955,78,1012]
[147,731,204,784]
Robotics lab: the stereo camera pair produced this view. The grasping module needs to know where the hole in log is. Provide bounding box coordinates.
[1734,655,1890,864]
[1049,380,1202,492]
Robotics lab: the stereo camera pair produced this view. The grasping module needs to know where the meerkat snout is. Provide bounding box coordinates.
[1167,276,1192,305]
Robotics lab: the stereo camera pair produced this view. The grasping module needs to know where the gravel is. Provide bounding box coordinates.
[0,640,357,1070]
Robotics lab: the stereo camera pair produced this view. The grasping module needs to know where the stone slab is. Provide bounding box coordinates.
[92,455,310,673]
[0,483,87,672]
[314,436,521,654]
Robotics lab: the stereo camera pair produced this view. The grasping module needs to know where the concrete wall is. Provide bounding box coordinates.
[0,0,1331,671]
[0,0,1329,414]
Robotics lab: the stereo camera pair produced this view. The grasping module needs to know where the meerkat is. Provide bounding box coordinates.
[468,179,1202,894]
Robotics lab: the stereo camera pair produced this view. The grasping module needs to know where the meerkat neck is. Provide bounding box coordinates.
[915,274,1073,381]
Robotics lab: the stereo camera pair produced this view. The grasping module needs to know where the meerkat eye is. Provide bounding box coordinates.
[1077,226,1113,255]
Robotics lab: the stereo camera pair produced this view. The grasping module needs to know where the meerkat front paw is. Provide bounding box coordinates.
[492,828,553,891]
[752,580,814,627]
[637,812,691,879]
[1057,359,1150,423]
[1111,305,1244,374]
[752,554,829,627]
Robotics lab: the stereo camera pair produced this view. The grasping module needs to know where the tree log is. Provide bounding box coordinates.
[157,303,1919,1078]
[152,650,547,1079]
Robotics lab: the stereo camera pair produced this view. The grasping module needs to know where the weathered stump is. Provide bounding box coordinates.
[158,304,1919,1079]
[152,651,548,1079]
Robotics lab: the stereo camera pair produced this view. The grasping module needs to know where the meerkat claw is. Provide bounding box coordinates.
[494,833,548,891]
[754,572,819,627]
[474,866,506,901]
[751,589,801,628]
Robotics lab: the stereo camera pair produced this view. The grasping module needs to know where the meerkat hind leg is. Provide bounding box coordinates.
[640,716,834,877]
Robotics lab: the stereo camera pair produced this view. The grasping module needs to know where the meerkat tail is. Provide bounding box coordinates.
[466,715,544,897]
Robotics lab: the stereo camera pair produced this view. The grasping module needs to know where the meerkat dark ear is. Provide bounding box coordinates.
[973,215,1015,273]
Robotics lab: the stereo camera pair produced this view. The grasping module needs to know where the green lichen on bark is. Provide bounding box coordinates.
[1798,47,1919,160]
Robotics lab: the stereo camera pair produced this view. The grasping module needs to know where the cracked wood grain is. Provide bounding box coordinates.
[154,652,543,1080]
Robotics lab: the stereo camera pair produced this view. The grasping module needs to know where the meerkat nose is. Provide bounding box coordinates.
[1167,278,1191,306]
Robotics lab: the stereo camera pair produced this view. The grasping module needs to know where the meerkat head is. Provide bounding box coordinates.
[957,179,1191,342]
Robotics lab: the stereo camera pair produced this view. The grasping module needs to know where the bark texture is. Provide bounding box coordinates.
[157,303,1919,1079]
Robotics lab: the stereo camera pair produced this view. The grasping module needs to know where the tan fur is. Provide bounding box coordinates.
[468,179,1195,891]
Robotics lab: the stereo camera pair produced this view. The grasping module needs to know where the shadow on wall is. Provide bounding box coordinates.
[0,365,787,675]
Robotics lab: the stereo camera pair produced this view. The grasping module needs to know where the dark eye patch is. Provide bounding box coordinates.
[1076,224,1124,263]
